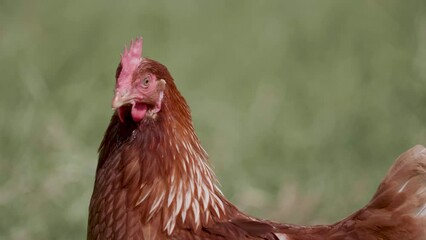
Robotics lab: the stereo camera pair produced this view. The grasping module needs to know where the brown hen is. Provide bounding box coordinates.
[88,38,426,240]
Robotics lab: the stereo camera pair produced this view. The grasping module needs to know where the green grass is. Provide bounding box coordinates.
[1,0,426,239]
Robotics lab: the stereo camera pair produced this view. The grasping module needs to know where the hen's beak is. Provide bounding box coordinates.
[112,91,135,123]
[112,91,132,110]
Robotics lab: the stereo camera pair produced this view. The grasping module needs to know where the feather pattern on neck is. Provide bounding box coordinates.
[131,116,226,234]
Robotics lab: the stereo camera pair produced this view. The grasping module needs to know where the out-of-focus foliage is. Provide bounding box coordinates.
[1,0,426,239]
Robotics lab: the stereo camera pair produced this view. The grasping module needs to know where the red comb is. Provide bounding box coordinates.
[117,37,143,87]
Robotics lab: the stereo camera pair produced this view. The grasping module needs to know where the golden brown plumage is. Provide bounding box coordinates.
[88,38,426,240]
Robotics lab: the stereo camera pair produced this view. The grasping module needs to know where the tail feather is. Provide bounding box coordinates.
[329,145,426,239]
[368,145,426,220]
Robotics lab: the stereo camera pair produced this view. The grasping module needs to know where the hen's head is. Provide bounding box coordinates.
[112,37,176,123]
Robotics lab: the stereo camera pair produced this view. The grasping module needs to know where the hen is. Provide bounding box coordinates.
[88,38,426,240]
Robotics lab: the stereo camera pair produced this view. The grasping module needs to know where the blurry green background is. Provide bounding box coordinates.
[1,0,426,239]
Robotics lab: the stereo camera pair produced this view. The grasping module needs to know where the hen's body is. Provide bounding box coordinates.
[88,39,426,240]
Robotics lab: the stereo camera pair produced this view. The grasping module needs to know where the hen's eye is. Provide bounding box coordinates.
[142,77,150,87]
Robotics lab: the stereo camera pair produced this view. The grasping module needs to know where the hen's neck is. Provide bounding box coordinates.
[98,94,238,234]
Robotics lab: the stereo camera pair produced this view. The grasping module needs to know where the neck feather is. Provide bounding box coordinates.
[137,122,226,234]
